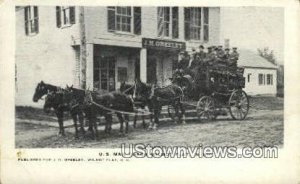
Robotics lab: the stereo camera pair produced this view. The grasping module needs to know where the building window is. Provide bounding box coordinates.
[107,7,141,35]
[267,74,273,85]
[258,74,265,85]
[157,7,179,38]
[184,7,209,41]
[24,6,39,35]
[94,56,116,92]
[247,73,251,83]
[56,6,76,28]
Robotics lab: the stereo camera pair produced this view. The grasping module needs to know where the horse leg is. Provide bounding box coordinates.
[173,102,180,124]
[117,113,124,134]
[133,111,137,128]
[153,107,161,130]
[105,114,112,134]
[147,105,154,130]
[56,111,65,136]
[125,114,129,133]
[179,101,186,124]
[93,116,98,139]
[71,112,79,139]
[142,110,146,128]
[78,111,85,134]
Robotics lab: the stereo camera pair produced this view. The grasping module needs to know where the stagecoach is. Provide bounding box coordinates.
[168,65,250,121]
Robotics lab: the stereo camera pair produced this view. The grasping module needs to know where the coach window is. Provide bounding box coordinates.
[107,7,141,35]
[24,6,39,35]
[56,6,76,28]
[157,7,179,39]
[267,74,273,85]
[184,7,209,41]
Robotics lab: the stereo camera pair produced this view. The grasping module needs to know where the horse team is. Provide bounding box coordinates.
[32,79,186,139]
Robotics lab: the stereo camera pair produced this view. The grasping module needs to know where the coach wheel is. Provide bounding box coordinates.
[196,96,216,121]
[228,89,249,120]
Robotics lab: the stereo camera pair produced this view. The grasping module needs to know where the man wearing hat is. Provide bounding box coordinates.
[229,47,239,72]
[217,45,225,59]
[175,50,190,74]
[189,47,199,69]
[204,46,217,66]
[197,45,206,66]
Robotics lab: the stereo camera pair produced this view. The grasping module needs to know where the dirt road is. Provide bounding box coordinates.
[15,97,283,148]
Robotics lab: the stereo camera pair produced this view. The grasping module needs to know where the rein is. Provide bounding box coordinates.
[122,84,135,94]
[86,91,152,116]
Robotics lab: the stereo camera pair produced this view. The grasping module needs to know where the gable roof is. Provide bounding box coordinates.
[238,49,278,69]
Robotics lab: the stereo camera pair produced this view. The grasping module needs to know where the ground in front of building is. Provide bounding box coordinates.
[15,96,283,148]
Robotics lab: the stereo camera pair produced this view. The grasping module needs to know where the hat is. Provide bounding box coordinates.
[214,47,219,51]
[225,48,230,51]
[192,47,196,51]
[207,47,212,50]
[218,45,223,48]
[199,45,204,49]
[233,47,237,50]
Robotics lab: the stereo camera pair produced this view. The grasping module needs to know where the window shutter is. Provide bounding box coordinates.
[133,7,141,35]
[56,6,61,28]
[70,7,76,24]
[24,7,29,35]
[107,7,116,32]
[172,7,178,39]
[34,6,39,33]
[203,7,209,41]
[157,7,164,37]
[184,8,191,40]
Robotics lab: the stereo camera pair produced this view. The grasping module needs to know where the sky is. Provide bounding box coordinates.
[220,7,284,65]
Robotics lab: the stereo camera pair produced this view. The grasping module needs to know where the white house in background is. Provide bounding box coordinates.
[238,50,277,96]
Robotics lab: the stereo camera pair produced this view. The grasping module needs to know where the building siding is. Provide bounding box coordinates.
[243,68,277,96]
[16,6,80,106]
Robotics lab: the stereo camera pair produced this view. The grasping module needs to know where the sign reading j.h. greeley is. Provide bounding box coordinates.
[142,38,186,50]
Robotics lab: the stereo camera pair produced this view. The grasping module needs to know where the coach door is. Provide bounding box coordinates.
[94,56,116,92]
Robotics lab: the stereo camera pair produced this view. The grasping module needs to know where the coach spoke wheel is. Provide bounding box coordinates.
[197,96,215,121]
[168,105,176,120]
[228,90,249,120]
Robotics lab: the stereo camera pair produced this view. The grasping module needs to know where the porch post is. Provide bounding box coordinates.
[85,44,94,90]
[140,48,147,82]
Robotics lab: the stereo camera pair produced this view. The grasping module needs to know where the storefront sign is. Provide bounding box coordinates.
[142,38,186,51]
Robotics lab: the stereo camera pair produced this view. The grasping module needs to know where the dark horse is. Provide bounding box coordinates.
[134,79,186,130]
[120,81,151,128]
[66,86,134,139]
[33,81,84,137]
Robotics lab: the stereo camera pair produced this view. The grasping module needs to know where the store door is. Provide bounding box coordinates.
[94,56,116,92]
[147,57,157,84]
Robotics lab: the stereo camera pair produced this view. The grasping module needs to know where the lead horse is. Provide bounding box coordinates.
[134,79,186,129]
[33,81,85,138]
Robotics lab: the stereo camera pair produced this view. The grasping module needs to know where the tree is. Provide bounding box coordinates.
[257,47,277,65]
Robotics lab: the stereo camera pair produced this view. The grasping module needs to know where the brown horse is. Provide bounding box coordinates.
[120,81,151,128]
[33,81,84,138]
[134,79,186,130]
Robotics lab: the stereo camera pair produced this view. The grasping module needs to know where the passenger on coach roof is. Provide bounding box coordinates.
[175,51,190,73]
[229,47,239,71]
[189,47,199,69]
